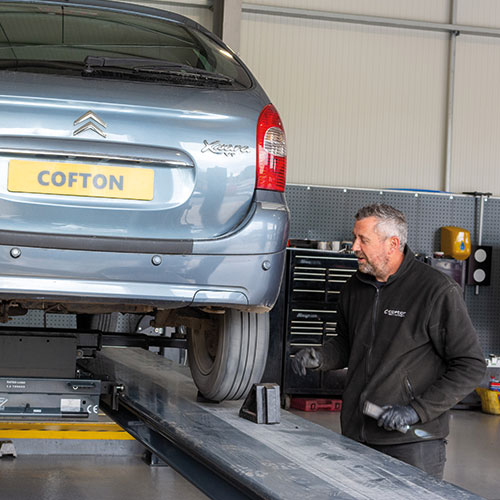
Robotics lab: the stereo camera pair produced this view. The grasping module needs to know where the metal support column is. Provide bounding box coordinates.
[212,0,242,53]
[444,0,458,193]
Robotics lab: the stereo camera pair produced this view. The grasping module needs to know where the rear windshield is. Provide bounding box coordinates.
[0,2,252,89]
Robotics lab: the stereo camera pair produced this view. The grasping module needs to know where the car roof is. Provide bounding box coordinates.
[0,0,208,34]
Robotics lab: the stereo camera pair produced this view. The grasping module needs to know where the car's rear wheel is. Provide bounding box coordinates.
[187,310,270,402]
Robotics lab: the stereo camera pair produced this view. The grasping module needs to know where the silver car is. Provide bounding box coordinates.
[0,0,289,400]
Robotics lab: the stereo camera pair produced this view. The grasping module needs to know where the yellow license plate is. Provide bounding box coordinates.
[8,160,154,201]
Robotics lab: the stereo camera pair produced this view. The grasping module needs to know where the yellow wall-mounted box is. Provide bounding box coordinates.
[440,226,471,260]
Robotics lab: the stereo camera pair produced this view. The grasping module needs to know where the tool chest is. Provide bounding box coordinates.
[265,248,358,401]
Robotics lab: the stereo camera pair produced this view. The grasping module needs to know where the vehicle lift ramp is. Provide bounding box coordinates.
[81,347,482,500]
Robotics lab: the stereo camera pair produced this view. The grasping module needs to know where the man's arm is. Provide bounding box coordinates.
[291,292,351,376]
[410,284,486,423]
[318,293,351,371]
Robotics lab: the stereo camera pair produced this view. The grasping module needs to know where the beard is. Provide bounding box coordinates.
[355,251,389,279]
[357,257,376,276]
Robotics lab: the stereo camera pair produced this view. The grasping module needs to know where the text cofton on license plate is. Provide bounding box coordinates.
[7,160,154,200]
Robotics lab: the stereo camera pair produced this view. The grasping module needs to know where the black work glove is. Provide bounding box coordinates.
[377,405,419,432]
[291,347,323,376]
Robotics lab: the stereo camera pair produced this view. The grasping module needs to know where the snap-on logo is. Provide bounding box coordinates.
[384,309,406,318]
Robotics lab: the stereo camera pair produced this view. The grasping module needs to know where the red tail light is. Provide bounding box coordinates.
[256,104,287,191]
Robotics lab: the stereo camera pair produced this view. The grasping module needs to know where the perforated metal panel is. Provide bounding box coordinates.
[285,184,499,354]
[6,310,76,329]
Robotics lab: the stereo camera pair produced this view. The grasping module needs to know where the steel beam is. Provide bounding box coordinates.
[101,398,252,499]
[241,3,500,39]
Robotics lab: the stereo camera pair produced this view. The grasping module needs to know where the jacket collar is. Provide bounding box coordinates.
[355,245,414,286]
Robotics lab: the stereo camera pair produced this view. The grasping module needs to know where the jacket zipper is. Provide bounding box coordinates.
[366,287,380,376]
[360,285,380,443]
[406,377,415,400]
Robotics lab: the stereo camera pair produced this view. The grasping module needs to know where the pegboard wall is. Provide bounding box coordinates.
[7,310,76,329]
[285,184,500,355]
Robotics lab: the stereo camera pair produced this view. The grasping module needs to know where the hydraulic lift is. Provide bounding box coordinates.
[0,328,484,499]
[84,347,482,500]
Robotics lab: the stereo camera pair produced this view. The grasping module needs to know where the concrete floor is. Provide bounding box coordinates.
[0,455,205,500]
[0,408,498,500]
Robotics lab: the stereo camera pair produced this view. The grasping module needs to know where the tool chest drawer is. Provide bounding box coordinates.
[283,249,358,397]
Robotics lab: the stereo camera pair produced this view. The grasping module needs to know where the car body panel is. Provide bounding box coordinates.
[0,70,268,240]
[0,0,289,313]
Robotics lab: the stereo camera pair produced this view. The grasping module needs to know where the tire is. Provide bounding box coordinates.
[187,310,270,402]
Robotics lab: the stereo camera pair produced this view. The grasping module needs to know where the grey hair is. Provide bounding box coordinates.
[355,204,408,250]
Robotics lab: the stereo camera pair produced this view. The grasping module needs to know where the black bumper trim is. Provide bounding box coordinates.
[0,230,193,254]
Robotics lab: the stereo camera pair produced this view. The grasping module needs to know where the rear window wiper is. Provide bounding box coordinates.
[83,56,233,85]
[84,56,234,84]
[0,56,234,85]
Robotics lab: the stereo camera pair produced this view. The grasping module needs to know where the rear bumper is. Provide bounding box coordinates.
[0,191,288,256]
[0,191,289,311]
[0,251,285,311]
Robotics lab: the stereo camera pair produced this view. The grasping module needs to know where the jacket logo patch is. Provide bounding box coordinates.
[384,309,406,318]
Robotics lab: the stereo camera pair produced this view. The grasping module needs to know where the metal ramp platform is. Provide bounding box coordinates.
[80,347,483,500]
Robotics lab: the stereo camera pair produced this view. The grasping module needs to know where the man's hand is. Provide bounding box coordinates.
[291,347,323,376]
[377,405,419,432]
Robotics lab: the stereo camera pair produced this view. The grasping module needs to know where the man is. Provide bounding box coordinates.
[292,203,486,479]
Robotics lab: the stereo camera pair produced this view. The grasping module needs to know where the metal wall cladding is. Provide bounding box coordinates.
[458,0,500,28]
[452,34,500,195]
[286,184,500,355]
[239,6,449,192]
[244,1,450,22]
[239,2,500,197]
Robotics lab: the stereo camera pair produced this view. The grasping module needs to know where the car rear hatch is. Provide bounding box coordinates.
[0,71,264,242]
[0,0,271,245]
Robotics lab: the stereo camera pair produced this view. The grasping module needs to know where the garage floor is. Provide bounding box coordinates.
[0,408,498,500]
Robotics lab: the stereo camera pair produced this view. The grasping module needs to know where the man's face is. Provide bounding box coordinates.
[352,216,392,280]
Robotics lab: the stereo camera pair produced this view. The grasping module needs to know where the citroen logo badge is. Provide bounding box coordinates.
[73,111,107,138]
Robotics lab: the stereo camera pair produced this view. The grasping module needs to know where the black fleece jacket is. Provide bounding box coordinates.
[320,246,486,445]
